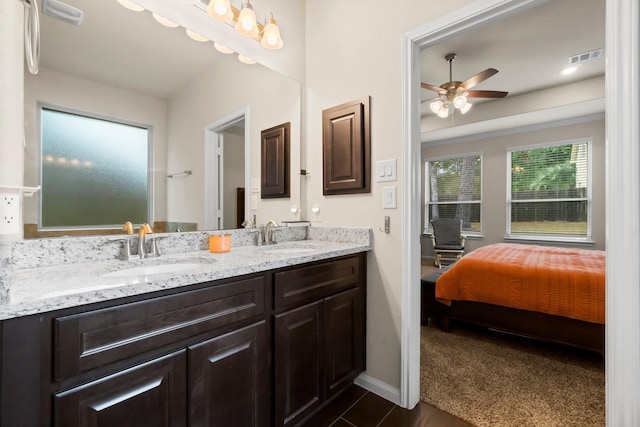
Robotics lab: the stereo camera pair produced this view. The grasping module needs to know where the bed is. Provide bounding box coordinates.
[423,243,605,354]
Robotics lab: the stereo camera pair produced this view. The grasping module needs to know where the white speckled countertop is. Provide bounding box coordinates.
[0,227,371,320]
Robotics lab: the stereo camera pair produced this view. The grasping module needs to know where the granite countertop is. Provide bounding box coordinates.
[2,239,370,320]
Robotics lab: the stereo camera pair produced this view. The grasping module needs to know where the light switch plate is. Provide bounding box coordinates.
[382,186,396,209]
[250,178,260,193]
[376,159,397,182]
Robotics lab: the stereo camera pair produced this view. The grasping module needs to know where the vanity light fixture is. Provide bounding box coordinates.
[200,0,284,50]
[235,1,259,37]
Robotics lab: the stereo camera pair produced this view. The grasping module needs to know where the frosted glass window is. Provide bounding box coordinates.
[41,107,150,228]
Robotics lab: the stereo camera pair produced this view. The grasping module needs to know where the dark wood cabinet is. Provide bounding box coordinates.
[324,288,364,399]
[261,122,290,199]
[274,255,366,426]
[322,97,371,195]
[274,301,324,426]
[189,321,268,427]
[0,253,366,427]
[53,351,187,427]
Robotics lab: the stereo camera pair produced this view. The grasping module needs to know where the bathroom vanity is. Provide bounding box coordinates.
[0,228,370,427]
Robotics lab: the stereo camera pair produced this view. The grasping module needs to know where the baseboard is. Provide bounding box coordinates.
[354,373,401,405]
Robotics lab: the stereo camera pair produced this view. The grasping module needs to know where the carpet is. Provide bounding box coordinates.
[420,322,605,426]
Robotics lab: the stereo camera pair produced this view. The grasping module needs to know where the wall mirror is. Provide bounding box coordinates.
[22,0,302,238]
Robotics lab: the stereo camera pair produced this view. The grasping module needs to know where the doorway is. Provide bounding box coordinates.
[401,0,640,421]
[204,107,250,230]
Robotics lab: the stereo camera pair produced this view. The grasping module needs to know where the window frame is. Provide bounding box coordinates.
[424,151,483,236]
[506,137,592,243]
[37,102,154,231]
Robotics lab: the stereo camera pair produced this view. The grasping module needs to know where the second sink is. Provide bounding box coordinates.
[101,263,208,278]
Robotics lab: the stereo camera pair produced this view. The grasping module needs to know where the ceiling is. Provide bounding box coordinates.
[420,0,605,111]
[38,0,605,103]
[39,0,231,99]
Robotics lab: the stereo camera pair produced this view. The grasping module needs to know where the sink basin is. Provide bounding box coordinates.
[263,247,317,254]
[101,263,207,278]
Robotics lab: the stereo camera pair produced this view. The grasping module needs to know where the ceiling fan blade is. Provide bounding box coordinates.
[465,90,509,99]
[421,83,446,94]
[459,68,499,90]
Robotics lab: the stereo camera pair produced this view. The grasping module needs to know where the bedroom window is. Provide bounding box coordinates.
[40,106,152,229]
[507,138,591,241]
[424,153,482,234]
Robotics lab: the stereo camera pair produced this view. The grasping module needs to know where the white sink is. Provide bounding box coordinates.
[263,247,317,255]
[101,263,207,278]
[261,243,322,255]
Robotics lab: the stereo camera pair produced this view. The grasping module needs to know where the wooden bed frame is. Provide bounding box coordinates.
[421,272,605,355]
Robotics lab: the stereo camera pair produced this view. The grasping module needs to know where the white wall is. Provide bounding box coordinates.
[305,0,476,391]
[22,67,169,226]
[421,118,606,259]
[166,55,301,229]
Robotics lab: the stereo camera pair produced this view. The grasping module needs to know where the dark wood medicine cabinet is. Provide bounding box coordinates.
[261,122,290,199]
[322,96,371,195]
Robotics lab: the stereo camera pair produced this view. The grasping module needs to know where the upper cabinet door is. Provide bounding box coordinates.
[322,96,371,195]
[261,122,290,199]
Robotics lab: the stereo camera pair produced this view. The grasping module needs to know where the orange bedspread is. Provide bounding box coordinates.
[436,243,605,324]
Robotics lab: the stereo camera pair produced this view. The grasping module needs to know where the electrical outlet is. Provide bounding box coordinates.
[0,193,20,235]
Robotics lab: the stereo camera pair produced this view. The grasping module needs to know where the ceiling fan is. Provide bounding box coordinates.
[422,53,508,118]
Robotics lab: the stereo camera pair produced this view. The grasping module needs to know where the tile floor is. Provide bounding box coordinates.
[302,385,472,427]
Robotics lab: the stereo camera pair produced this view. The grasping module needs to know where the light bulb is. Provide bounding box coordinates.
[152,13,179,28]
[116,0,144,12]
[235,2,258,37]
[238,54,256,64]
[214,42,234,54]
[460,102,472,114]
[186,29,208,42]
[453,94,467,109]
[261,18,283,49]
[437,105,449,118]
[430,99,444,114]
[207,0,233,22]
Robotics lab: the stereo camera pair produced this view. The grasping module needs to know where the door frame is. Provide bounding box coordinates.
[204,107,250,230]
[400,0,640,423]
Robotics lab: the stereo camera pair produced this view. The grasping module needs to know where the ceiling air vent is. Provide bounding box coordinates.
[569,48,603,65]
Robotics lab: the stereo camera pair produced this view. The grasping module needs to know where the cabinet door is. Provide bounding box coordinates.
[188,321,268,427]
[274,301,324,427]
[53,350,187,427]
[324,288,364,399]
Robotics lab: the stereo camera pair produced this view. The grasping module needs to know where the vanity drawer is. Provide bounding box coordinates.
[274,255,362,310]
[53,274,265,380]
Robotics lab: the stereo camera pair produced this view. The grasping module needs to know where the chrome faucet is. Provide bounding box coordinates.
[137,223,153,259]
[265,220,280,245]
[241,219,255,228]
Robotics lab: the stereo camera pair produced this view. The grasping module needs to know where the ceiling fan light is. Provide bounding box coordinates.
[460,102,472,114]
[235,2,259,37]
[207,0,233,22]
[430,99,444,114]
[453,94,468,109]
[437,105,449,118]
[261,18,283,49]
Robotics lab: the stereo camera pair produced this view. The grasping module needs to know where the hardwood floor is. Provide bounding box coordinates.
[301,385,472,427]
